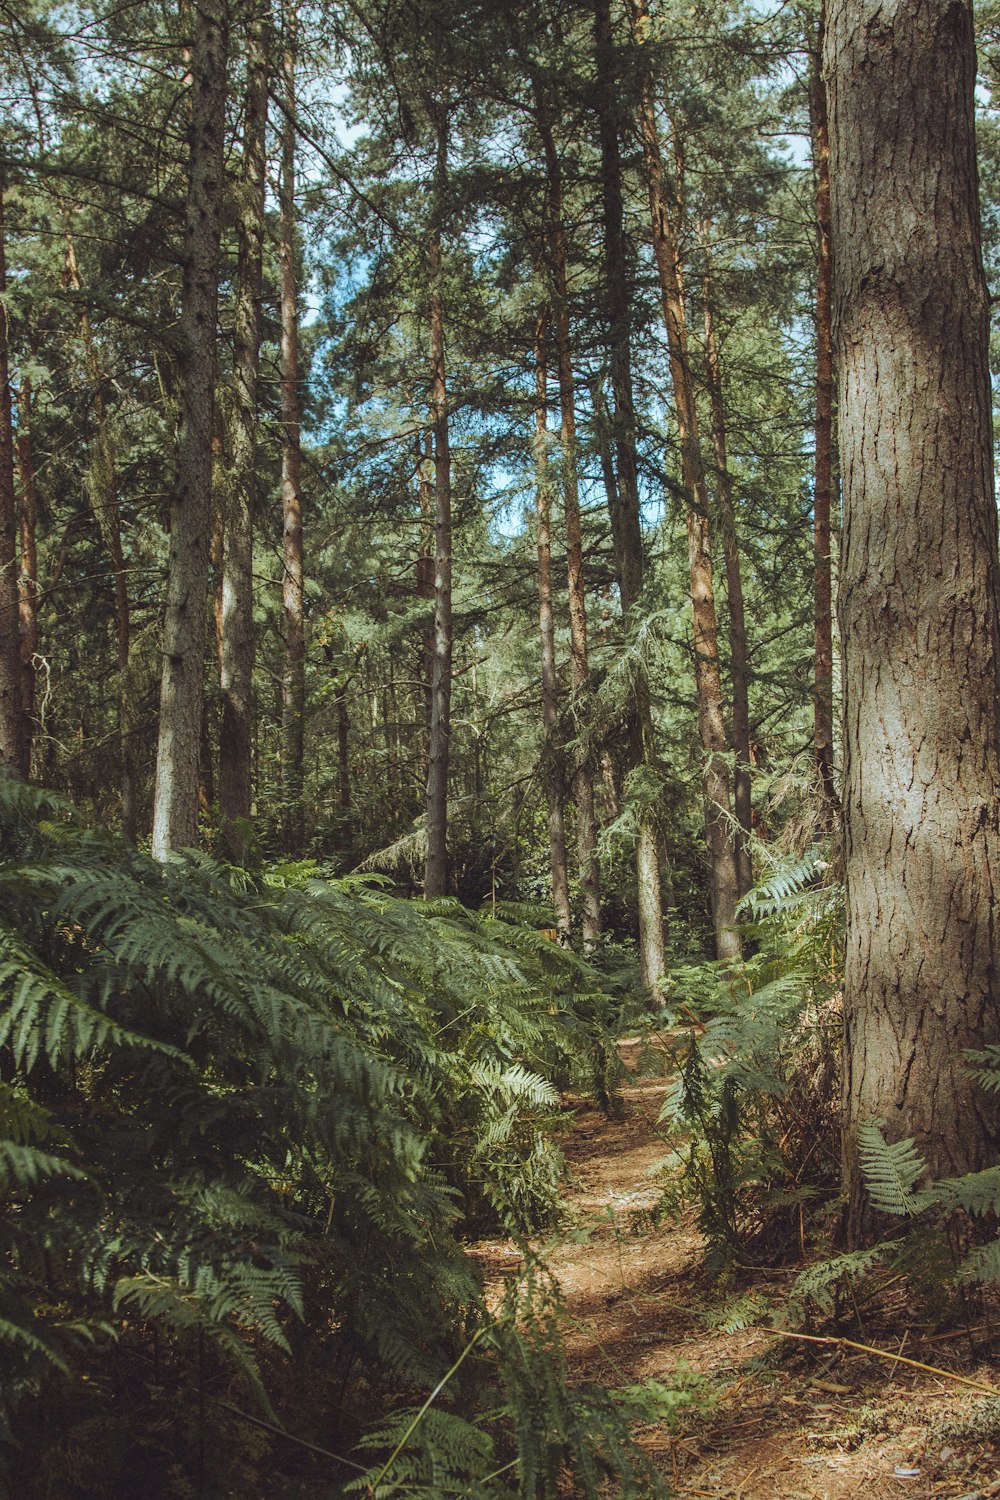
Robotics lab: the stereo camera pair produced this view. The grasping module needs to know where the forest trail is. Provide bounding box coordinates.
[474,1044,1000,1500]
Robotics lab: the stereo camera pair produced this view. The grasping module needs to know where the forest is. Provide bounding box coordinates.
[3,0,1000,1494]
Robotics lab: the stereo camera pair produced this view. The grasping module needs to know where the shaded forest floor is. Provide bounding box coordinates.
[472,1045,1000,1499]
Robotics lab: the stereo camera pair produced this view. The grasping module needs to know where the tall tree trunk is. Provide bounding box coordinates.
[64,234,138,839]
[630,0,741,961]
[15,378,38,769]
[280,11,306,855]
[219,10,267,862]
[826,0,1000,1235]
[592,0,665,988]
[811,12,838,822]
[0,174,27,777]
[424,115,453,900]
[416,433,434,757]
[151,0,228,858]
[701,254,753,898]
[534,91,601,946]
[534,309,572,941]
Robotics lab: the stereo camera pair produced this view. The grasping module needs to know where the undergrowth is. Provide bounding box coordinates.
[0,775,673,1498]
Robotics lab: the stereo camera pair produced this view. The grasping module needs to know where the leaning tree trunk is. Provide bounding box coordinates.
[219,10,267,863]
[534,309,573,941]
[826,0,1000,1238]
[280,14,306,855]
[811,8,838,823]
[0,174,27,777]
[151,0,228,858]
[423,115,453,900]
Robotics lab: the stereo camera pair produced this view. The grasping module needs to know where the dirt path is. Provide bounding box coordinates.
[475,1051,1000,1499]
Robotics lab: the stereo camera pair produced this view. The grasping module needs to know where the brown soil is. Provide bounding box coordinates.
[473,1045,1000,1499]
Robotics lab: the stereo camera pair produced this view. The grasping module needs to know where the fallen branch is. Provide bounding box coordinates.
[757,1326,1000,1398]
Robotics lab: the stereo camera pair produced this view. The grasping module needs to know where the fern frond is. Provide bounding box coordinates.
[857,1123,926,1216]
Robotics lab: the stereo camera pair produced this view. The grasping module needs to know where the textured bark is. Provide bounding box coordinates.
[631,2,740,960]
[280,17,306,855]
[15,379,38,766]
[219,12,267,863]
[811,12,838,821]
[0,175,26,777]
[152,0,228,858]
[423,118,453,900]
[534,310,572,942]
[701,264,752,898]
[64,233,138,839]
[534,91,601,946]
[826,0,1000,1236]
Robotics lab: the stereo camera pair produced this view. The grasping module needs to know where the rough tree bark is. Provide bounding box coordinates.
[280,10,306,855]
[826,0,1000,1236]
[424,112,453,900]
[151,0,228,858]
[811,8,838,821]
[630,0,741,960]
[534,309,573,941]
[534,89,602,946]
[219,9,267,862]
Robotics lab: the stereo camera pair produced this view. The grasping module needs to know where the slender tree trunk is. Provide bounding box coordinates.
[811,14,838,822]
[15,379,38,768]
[826,0,1000,1235]
[151,0,228,858]
[336,684,350,814]
[64,234,138,838]
[630,1,741,961]
[592,1,666,987]
[0,175,27,776]
[701,255,752,898]
[424,117,453,900]
[416,434,435,757]
[534,93,601,946]
[219,11,267,862]
[534,310,572,941]
[280,13,306,855]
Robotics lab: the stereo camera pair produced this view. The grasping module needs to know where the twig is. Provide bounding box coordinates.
[757,1326,1000,1397]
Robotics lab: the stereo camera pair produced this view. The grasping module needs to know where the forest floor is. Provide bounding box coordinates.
[472,1043,1000,1500]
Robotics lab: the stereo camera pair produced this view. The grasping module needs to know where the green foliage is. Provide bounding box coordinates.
[651,846,843,1263]
[855,1124,926,1217]
[0,777,627,1493]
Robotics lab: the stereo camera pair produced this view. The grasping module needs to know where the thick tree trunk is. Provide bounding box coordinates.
[592,1,666,988]
[0,176,27,777]
[152,0,228,858]
[64,234,138,839]
[280,17,306,855]
[701,262,753,898]
[826,0,1000,1236]
[219,11,267,863]
[631,2,740,960]
[534,310,572,941]
[810,18,838,823]
[534,93,601,946]
[424,119,453,900]
[15,379,38,768]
